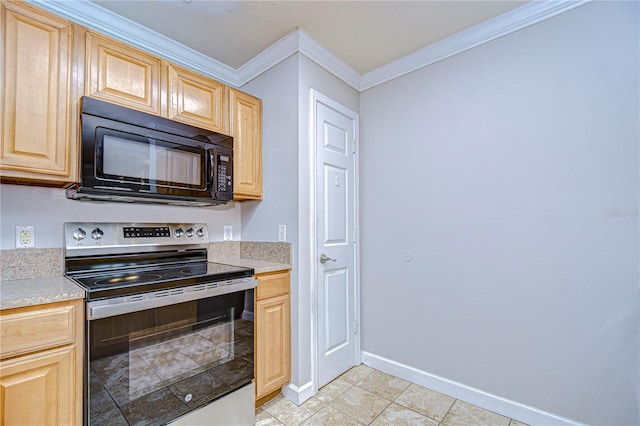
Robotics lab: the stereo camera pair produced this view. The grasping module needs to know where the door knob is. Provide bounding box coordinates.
[319,254,336,264]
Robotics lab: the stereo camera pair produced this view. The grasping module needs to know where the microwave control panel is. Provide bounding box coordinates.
[217,154,232,193]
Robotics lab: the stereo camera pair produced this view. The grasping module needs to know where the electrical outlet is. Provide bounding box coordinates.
[278,225,286,242]
[223,225,233,241]
[16,226,35,248]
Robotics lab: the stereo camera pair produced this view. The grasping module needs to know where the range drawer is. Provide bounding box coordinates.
[256,271,290,301]
[0,302,77,360]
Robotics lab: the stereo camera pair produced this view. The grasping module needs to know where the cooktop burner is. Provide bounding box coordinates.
[93,273,164,286]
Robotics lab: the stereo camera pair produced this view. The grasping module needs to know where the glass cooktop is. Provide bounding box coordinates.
[70,262,254,300]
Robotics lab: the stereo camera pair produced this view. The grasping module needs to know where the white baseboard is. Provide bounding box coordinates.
[282,381,314,406]
[361,351,584,426]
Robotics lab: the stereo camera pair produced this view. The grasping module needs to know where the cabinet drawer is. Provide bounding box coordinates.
[0,303,77,359]
[256,271,290,301]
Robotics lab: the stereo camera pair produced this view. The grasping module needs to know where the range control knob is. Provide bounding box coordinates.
[196,227,205,238]
[174,228,184,238]
[91,228,104,240]
[72,228,86,241]
[185,228,194,238]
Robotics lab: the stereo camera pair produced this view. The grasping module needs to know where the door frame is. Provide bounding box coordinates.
[309,89,361,395]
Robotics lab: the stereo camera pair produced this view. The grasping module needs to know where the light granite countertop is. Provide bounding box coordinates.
[0,241,291,311]
[208,241,291,274]
[0,276,86,311]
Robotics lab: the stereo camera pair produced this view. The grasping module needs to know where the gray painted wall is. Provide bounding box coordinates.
[240,55,302,384]
[240,56,300,245]
[359,2,639,425]
[0,184,241,249]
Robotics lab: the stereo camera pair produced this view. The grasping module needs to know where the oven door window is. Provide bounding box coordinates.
[87,293,254,425]
[96,129,207,190]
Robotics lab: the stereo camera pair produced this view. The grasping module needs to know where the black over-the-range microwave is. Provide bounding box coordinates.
[66,96,233,206]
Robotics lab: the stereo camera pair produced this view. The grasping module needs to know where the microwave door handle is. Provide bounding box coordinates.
[209,151,216,190]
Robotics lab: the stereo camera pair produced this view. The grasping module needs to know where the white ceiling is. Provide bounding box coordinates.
[92,1,526,75]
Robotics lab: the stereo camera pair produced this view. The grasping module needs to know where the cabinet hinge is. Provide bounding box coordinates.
[353,229,357,243]
[353,320,358,335]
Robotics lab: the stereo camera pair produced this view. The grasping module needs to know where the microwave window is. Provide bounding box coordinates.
[102,135,202,186]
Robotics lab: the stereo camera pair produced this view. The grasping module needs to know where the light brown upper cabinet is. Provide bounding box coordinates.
[85,32,262,200]
[229,88,263,200]
[166,63,228,133]
[85,34,229,134]
[0,1,78,186]
[1,2,263,198]
[85,31,161,115]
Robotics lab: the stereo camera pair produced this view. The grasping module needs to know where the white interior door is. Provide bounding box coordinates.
[315,92,359,388]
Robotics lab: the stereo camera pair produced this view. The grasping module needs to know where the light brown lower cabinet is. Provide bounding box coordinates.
[0,299,83,425]
[255,270,291,405]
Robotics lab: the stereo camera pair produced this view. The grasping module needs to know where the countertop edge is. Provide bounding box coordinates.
[213,258,291,275]
[1,276,86,311]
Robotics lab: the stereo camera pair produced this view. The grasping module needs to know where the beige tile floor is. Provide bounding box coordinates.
[256,365,528,426]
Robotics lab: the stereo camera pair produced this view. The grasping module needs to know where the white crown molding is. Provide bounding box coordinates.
[235,29,301,87]
[28,0,239,86]
[236,28,361,90]
[297,29,362,91]
[28,0,589,92]
[360,0,591,90]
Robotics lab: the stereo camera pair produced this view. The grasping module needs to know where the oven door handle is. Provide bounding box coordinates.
[86,277,257,320]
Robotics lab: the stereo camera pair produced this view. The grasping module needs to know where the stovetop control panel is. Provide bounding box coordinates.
[65,222,209,250]
[123,226,171,238]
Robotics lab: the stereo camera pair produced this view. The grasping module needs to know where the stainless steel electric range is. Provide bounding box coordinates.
[64,222,256,425]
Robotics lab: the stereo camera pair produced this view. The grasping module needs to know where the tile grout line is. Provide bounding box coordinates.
[324,384,371,425]
[318,380,356,422]
[392,382,445,425]
[439,397,458,425]
[363,395,393,425]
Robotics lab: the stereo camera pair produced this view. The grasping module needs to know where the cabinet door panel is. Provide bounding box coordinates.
[0,1,74,183]
[86,32,161,114]
[167,64,227,132]
[229,88,262,200]
[0,345,76,425]
[255,294,290,398]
